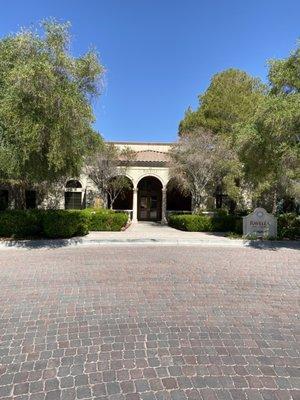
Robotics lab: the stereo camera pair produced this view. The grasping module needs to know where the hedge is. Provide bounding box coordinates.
[168,213,242,233]
[42,210,89,238]
[83,209,128,231]
[0,210,43,237]
[277,213,300,240]
[169,212,300,239]
[0,209,128,238]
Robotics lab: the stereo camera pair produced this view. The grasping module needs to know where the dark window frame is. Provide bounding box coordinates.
[65,192,82,209]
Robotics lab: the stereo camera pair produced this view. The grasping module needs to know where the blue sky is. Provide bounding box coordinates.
[1,1,299,142]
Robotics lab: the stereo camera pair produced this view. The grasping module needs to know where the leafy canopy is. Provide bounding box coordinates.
[0,19,104,184]
[179,69,266,136]
[178,46,300,212]
[234,44,300,211]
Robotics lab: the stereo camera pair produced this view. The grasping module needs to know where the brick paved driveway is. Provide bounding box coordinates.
[0,246,299,400]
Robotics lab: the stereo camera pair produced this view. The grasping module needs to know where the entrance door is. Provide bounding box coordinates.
[138,176,162,221]
[139,195,159,221]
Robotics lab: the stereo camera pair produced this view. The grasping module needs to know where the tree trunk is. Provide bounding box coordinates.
[192,192,202,214]
[272,188,277,214]
[109,194,114,210]
[12,184,27,209]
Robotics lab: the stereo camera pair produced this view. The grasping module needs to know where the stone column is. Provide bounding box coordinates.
[132,187,138,222]
[161,187,167,224]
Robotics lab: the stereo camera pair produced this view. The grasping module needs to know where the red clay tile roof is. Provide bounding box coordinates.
[134,150,170,163]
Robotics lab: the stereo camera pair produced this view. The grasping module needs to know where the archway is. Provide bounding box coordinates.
[107,176,133,211]
[137,176,162,221]
[166,178,192,213]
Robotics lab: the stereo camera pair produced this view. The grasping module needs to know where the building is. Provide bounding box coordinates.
[64,141,192,223]
[0,142,192,222]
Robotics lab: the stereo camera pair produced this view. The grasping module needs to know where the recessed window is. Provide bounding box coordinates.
[0,190,9,210]
[25,190,37,209]
[65,192,82,209]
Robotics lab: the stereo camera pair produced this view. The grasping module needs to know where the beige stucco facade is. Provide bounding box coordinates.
[45,141,177,223]
[113,142,173,222]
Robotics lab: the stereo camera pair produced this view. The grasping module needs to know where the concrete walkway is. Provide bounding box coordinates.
[87,221,235,244]
[0,221,299,250]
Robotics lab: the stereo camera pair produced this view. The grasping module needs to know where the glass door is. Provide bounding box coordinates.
[149,196,158,220]
[139,196,148,220]
[139,195,159,220]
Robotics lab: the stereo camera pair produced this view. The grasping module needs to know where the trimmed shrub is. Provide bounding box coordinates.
[168,213,242,233]
[169,212,299,238]
[42,210,89,238]
[83,209,128,231]
[277,213,300,240]
[168,214,212,231]
[0,208,128,239]
[0,210,43,237]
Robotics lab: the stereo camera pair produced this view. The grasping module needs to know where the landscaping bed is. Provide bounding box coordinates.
[168,212,299,239]
[0,209,128,239]
[168,213,242,234]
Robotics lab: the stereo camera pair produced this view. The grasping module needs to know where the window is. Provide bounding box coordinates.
[66,180,82,189]
[0,190,9,210]
[25,190,37,209]
[65,192,82,209]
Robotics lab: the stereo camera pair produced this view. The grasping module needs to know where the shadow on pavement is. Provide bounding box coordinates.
[1,237,83,250]
[243,240,300,251]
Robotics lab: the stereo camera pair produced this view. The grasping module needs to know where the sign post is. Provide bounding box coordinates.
[243,208,277,239]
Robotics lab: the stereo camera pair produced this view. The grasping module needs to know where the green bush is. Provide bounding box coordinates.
[0,208,128,239]
[0,210,43,237]
[168,214,212,231]
[168,213,241,233]
[83,209,128,231]
[277,213,300,239]
[42,210,89,238]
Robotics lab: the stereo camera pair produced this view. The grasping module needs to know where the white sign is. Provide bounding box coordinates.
[243,208,277,238]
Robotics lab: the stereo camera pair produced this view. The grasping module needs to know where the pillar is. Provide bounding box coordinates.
[132,187,138,222]
[161,187,167,224]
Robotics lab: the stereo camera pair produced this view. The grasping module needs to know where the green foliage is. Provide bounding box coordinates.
[83,208,128,231]
[234,44,300,211]
[0,210,43,237]
[234,94,300,209]
[269,43,300,94]
[277,213,300,239]
[168,213,241,233]
[0,19,104,188]
[179,69,266,136]
[0,208,128,238]
[169,212,299,239]
[42,210,89,238]
[178,44,300,211]
[178,69,265,205]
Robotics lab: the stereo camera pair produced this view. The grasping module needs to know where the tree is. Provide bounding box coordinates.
[0,19,104,207]
[86,144,135,209]
[170,129,234,212]
[234,44,300,213]
[178,69,265,208]
[268,43,300,94]
[179,69,266,136]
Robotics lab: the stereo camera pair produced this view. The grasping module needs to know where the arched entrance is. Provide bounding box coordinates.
[166,178,192,213]
[107,176,133,211]
[138,176,162,221]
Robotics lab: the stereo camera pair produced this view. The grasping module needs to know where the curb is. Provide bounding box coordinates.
[0,237,299,250]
